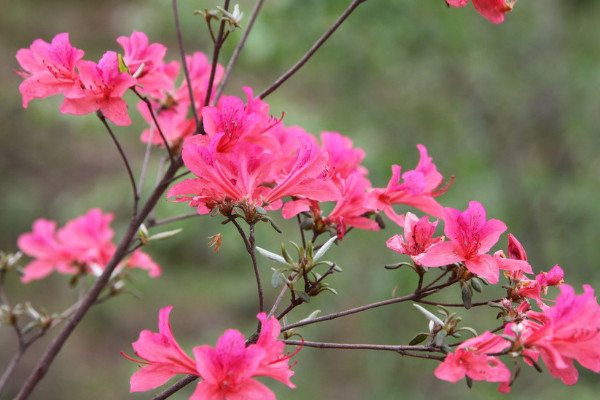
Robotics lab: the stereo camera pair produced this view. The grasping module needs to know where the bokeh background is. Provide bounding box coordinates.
[1,0,600,399]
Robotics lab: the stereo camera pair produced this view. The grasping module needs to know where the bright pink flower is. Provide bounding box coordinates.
[420,201,506,283]
[493,233,533,274]
[368,144,450,226]
[434,331,511,390]
[192,330,273,400]
[386,212,443,265]
[254,313,296,388]
[126,306,197,392]
[320,131,367,181]
[17,219,76,282]
[17,209,160,281]
[168,133,338,217]
[60,51,137,125]
[174,52,222,109]
[446,0,515,24]
[117,31,174,96]
[15,33,84,107]
[201,88,279,153]
[514,284,600,385]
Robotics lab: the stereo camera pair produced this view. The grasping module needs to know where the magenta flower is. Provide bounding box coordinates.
[17,208,160,281]
[446,0,515,24]
[15,32,84,107]
[253,313,296,388]
[117,31,174,96]
[126,306,197,392]
[493,233,533,274]
[192,330,273,400]
[420,201,506,283]
[514,284,600,385]
[386,212,443,265]
[434,331,511,391]
[368,144,450,226]
[60,51,137,125]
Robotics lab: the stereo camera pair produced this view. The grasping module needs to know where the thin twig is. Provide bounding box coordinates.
[259,0,368,99]
[230,219,264,314]
[147,212,200,228]
[213,0,265,103]
[204,0,231,107]
[132,88,175,164]
[98,112,139,216]
[172,0,201,133]
[283,340,445,361]
[152,375,198,400]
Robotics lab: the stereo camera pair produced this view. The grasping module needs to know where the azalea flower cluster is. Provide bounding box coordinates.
[167,88,451,239]
[124,306,297,400]
[447,0,518,24]
[17,208,160,282]
[386,202,600,391]
[15,31,218,138]
[434,284,600,392]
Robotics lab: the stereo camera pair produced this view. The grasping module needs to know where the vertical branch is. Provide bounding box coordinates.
[204,0,231,107]
[97,112,139,216]
[230,219,264,315]
[213,0,266,103]
[259,0,368,99]
[172,0,201,133]
[132,88,175,164]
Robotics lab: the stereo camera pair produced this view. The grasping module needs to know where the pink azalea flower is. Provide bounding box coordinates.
[17,219,77,282]
[126,306,197,392]
[386,212,443,265]
[319,131,367,181]
[138,101,195,151]
[192,330,273,400]
[15,33,84,107]
[173,51,223,109]
[446,0,516,24]
[117,31,174,96]
[513,284,600,385]
[253,313,296,388]
[493,233,533,274]
[368,144,450,226]
[60,51,137,125]
[168,133,339,217]
[17,209,160,281]
[434,331,511,390]
[420,201,506,283]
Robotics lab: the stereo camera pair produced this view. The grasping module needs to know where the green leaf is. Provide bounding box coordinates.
[435,330,448,347]
[297,291,310,303]
[413,304,445,327]
[313,235,337,261]
[117,53,130,73]
[298,310,321,323]
[256,246,288,265]
[148,228,183,241]
[408,332,429,345]
[271,270,284,288]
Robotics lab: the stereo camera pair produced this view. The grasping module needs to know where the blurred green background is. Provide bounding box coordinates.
[1,0,600,399]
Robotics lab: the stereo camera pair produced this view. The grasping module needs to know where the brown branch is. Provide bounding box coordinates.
[258,0,368,99]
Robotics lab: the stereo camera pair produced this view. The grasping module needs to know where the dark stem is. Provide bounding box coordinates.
[97,112,139,216]
[204,0,231,107]
[131,88,175,164]
[281,278,459,332]
[172,0,201,133]
[230,219,264,315]
[152,375,198,400]
[147,212,200,228]
[258,0,368,99]
[214,0,265,103]
[283,340,444,361]
[14,157,183,400]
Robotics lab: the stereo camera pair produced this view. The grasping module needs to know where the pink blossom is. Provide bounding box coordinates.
[319,131,367,181]
[386,212,442,265]
[514,284,600,384]
[446,0,515,24]
[17,209,160,281]
[493,233,533,274]
[254,313,296,388]
[174,51,222,109]
[420,201,506,283]
[126,306,197,392]
[138,101,195,151]
[434,331,511,390]
[117,31,174,96]
[60,51,137,125]
[192,330,273,400]
[15,33,84,107]
[368,144,450,226]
